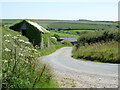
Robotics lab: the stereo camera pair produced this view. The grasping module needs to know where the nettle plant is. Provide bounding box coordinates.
[2,33,50,88]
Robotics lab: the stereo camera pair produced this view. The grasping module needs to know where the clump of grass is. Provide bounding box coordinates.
[2,27,58,88]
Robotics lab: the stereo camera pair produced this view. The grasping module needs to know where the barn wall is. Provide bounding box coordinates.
[48,37,50,47]
[43,33,50,48]
[9,21,24,32]
[20,22,27,30]
[25,21,42,46]
[41,35,44,49]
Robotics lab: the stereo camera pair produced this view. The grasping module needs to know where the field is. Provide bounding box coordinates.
[2,19,118,37]
[50,31,79,37]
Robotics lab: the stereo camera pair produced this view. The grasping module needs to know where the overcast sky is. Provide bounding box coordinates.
[1,0,119,21]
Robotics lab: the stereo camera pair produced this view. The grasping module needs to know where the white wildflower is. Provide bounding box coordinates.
[33,49,37,52]
[4,48,11,52]
[27,47,31,50]
[12,36,18,39]
[19,53,23,56]
[25,42,31,44]
[17,35,21,37]
[3,60,8,63]
[30,55,34,57]
[13,44,17,47]
[5,40,10,42]
[19,39,24,43]
[35,52,38,55]
[7,34,11,37]
[4,34,11,37]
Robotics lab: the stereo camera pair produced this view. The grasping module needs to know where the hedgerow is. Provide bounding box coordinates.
[75,29,119,48]
[72,29,119,63]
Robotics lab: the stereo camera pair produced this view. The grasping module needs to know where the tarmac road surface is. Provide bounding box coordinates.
[41,47,118,88]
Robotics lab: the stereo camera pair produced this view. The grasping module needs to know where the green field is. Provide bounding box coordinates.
[2,19,118,38]
[2,19,117,27]
[50,31,79,37]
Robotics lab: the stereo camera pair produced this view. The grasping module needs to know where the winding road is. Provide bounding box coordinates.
[41,47,118,88]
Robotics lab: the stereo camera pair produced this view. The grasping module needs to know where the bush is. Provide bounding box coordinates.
[54,34,60,40]
[61,40,72,46]
[76,29,119,48]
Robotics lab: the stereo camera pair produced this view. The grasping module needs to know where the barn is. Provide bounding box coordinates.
[10,19,50,48]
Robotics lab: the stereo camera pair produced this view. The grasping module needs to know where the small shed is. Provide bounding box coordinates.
[10,19,50,48]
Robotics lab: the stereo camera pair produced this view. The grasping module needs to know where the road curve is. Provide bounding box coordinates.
[41,47,118,88]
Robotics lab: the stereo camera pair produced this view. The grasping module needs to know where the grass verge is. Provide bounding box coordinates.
[72,40,119,63]
[2,26,59,88]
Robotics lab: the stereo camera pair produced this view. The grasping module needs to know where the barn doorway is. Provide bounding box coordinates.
[22,29,27,36]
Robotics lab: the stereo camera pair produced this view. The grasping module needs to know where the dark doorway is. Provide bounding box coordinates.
[22,29,27,36]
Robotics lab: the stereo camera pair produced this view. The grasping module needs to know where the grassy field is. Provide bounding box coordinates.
[2,26,59,88]
[50,31,79,37]
[72,29,119,63]
[69,30,95,32]
[2,19,118,38]
[48,22,117,30]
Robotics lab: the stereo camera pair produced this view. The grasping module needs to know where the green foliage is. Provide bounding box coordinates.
[54,34,60,40]
[43,33,51,48]
[9,20,23,31]
[61,40,72,46]
[75,29,119,48]
[2,27,58,88]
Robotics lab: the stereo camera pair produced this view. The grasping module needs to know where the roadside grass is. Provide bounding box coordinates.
[39,39,72,56]
[39,44,62,56]
[72,40,119,63]
[2,27,59,88]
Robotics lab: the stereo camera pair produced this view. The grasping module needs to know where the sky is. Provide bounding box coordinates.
[1,0,119,21]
